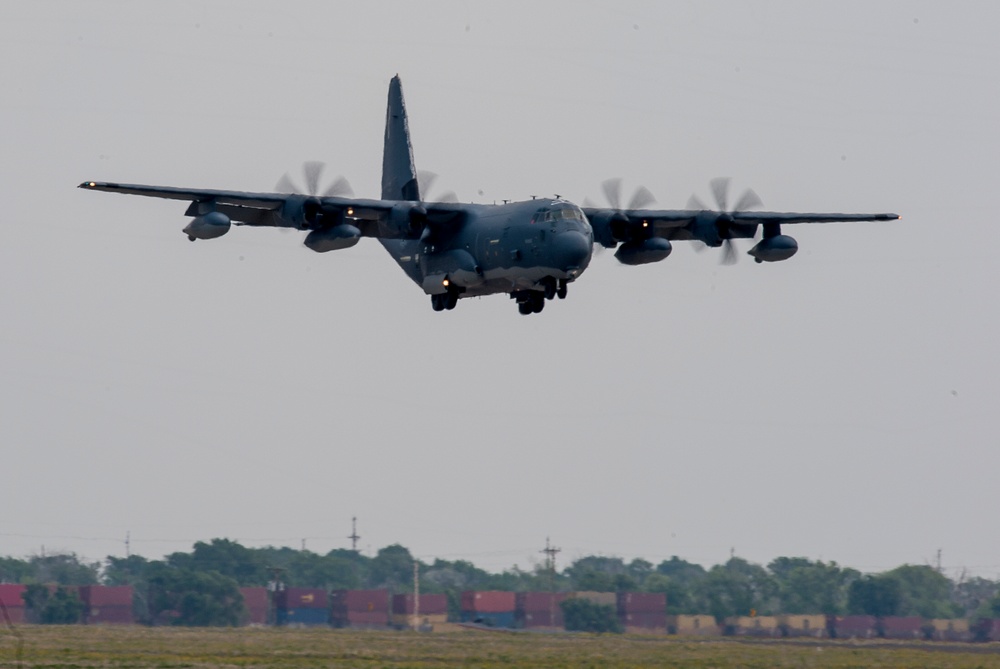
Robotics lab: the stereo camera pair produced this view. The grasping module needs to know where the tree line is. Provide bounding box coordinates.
[2,541,999,626]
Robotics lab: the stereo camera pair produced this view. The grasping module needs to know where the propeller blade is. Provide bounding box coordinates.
[601,178,623,211]
[417,170,438,200]
[275,173,297,194]
[733,188,763,212]
[582,197,597,209]
[435,191,459,203]
[687,194,708,211]
[720,239,738,265]
[709,177,730,212]
[303,161,325,196]
[322,176,354,198]
[627,185,656,211]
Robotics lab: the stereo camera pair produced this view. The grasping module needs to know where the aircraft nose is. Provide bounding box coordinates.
[555,230,593,273]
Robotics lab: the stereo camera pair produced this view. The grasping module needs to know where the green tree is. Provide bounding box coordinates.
[368,544,416,590]
[146,564,245,626]
[885,565,957,618]
[847,574,902,617]
[655,557,708,614]
[768,557,858,614]
[560,598,622,633]
[23,584,84,624]
[0,557,32,583]
[104,555,150,586]
[168,539,267,587]
[702,558,777,620]
[29,553,99,585]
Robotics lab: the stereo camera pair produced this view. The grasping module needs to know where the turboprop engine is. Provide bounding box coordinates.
[182,211,231,241]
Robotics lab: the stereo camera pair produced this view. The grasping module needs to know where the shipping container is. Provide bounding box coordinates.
[459,610,516,628]
[331,589,389,613]
[460,591,516,613]
[240,587,269,625]
[85,605,133,625]
[392,593,448,615]
[620,611,667,628]
[0,585,26,608]
[79,585,132,608]
[831,615,877,639]
[617,592,666,614]
[726,616,780,637]
[667,615,719,636]
[777,614,826,638]
[0,606,25,624]
[517,592,568,612]
[276,588,328,610]
[277,607,330,626]
[331,610,389,628]
[928,618,971,642]
[879,616,926,639]
[571,591,617,607]
[519,608,564,629]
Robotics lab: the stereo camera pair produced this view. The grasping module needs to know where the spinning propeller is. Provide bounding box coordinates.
[417,170,458,203]
[687,177,762,265]
[275,161,354,198]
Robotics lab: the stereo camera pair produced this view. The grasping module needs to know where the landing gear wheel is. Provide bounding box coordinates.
[445,290,459,310]
[518,301,533,315]
[542,278,557,300]
[556,280,568,299]
[532,295,545,313]
[431,294,445,312]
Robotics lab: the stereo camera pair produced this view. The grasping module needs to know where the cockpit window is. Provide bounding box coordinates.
[532,206,585,225]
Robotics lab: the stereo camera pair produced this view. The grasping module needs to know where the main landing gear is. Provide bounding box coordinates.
[430,289,460,311]
[513,279,568,316]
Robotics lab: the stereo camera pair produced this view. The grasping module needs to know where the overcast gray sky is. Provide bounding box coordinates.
[1,1,997,579]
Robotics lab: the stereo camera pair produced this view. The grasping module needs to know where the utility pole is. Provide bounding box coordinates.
[412,561,420,631]
[349,517,360,552]
[125,531,130,558]
[266,566,287,627]
[936,549,942,572]
[540,537,561,591]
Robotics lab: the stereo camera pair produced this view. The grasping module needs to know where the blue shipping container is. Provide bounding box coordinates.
[277,607,330,626]
[460,610,516,628]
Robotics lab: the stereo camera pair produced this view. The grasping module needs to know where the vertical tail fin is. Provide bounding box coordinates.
[382,76,420,201]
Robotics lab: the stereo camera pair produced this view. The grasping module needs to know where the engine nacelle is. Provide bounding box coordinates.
[303,224,361,253]
[614,237,672,266]
[183,211,231,240]
[748,234,798,263]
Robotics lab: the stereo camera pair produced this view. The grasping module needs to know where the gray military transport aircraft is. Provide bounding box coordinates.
[81,76,898,315]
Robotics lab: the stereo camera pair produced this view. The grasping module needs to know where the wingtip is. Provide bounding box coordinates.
[79,181,97,189]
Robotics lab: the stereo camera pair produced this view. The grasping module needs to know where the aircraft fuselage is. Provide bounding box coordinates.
[381,199,593,305]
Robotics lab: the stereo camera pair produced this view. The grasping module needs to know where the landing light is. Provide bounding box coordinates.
[642,220,649,228]
[89,182,96,187]
[442,278,450,287]
[347,207,354,216]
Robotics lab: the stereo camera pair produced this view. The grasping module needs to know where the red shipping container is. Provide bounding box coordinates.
[277,588,328,610]
[240,587,269,625]
[392,593,448,615]
[617,592,666,614]
[880,616,925,639]
[331,589,389,613]
[833,616,876,638]
[79,586,133,607]
[85,605,133,625]
[0,585,26,608]
[461,591,516,613]
[620,611,667,630]
[520,609,564,628]
[517,592,568,612]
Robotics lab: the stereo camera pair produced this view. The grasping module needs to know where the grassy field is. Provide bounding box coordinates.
[3,626,1000,668]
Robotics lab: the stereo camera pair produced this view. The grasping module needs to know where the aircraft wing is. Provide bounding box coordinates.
[583,205,898,247]
[77,181,464,240]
